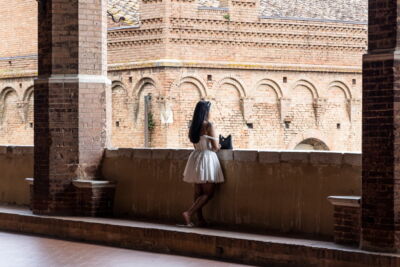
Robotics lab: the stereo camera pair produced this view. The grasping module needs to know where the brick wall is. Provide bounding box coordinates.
[361,0,400,253]
[0,0,365,151]
[0,0,37,58]
[108,68,361,151]
[333,205,360,246]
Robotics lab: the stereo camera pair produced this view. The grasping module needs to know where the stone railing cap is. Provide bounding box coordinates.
[103,148,361,166]
[72,179,116,188]
[24,178,116,188]
[327,195,361,207]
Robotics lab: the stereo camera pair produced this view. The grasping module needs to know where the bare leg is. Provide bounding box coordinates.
[183,183,215,226]
[194,184,206,225]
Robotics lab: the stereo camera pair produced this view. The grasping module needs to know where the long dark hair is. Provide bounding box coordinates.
[189,100,211,143]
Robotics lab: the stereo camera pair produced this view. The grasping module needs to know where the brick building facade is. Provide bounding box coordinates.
[0,0,367,151]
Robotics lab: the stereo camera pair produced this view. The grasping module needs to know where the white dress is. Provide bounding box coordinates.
[183,135,225,184]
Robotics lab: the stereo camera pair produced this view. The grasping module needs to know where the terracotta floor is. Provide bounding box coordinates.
[0,231,251,267]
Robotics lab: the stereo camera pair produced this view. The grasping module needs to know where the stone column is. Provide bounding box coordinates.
[33,0,110,215]
[362,0,400,252]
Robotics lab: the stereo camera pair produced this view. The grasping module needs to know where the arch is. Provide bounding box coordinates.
[111,81,128,96]
[294,138,330,151]
[0,87,19,102]
[254,79,283,99]
[24,86,35,124]
[0,87,22,126]
[111,80,126,90]
[111,79,131,147]
[172,76,208,98]
[215,77,246,98]
[133,77,160,98]
[23,86,34,102]
[328,81,352,99]
[292,79,319,99]
[287,130,332,151]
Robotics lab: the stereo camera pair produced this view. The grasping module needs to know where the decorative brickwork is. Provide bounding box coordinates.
[0,0,365,151]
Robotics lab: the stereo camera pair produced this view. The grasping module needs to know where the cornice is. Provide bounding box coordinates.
[108,59,362,73]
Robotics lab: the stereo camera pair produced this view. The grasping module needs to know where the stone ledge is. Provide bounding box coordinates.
[24,178,116,189]
[327,196,361,207]
[280,151,310,163]
[151,148,172,160]
[218,149,233,161]
[233,150,258,162]
[171,149,193,160]
[259,151,280,163]
[0,146,34,155]
[343,153,362,167]
[105,148,134,158]
[103,147,361,166]
[108,59,363,73]
[132,149,152,159]
[310,152,343,165]
[0,144,362,168]
[72,179,116,189]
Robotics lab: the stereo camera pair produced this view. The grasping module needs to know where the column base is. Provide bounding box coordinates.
[26,178,116,217]
[328,196,361,247]
[73,180,116,217]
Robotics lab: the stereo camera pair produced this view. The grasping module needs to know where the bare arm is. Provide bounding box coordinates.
[208,123,221,152]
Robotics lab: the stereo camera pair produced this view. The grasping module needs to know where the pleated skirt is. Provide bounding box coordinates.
[183,150,225,184]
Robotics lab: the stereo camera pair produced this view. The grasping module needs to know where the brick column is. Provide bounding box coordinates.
[33,0,111,215]
[362,0,400,252]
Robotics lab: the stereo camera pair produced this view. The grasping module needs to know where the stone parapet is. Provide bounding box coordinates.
[102,148,361,238]
[0,146,33,206]
[0,146,362,238]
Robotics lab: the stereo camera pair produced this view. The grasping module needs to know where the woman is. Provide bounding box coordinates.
[182,100,225,227]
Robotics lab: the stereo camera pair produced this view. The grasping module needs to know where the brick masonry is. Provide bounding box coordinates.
[0,0,365,151]
[361,0,400,253]
[333,205,360,246]
[32,0,111,215]
[75,185,116,217]
[328,196,362,246]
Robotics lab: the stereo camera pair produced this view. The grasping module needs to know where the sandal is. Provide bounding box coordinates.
[176,222,195,228]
